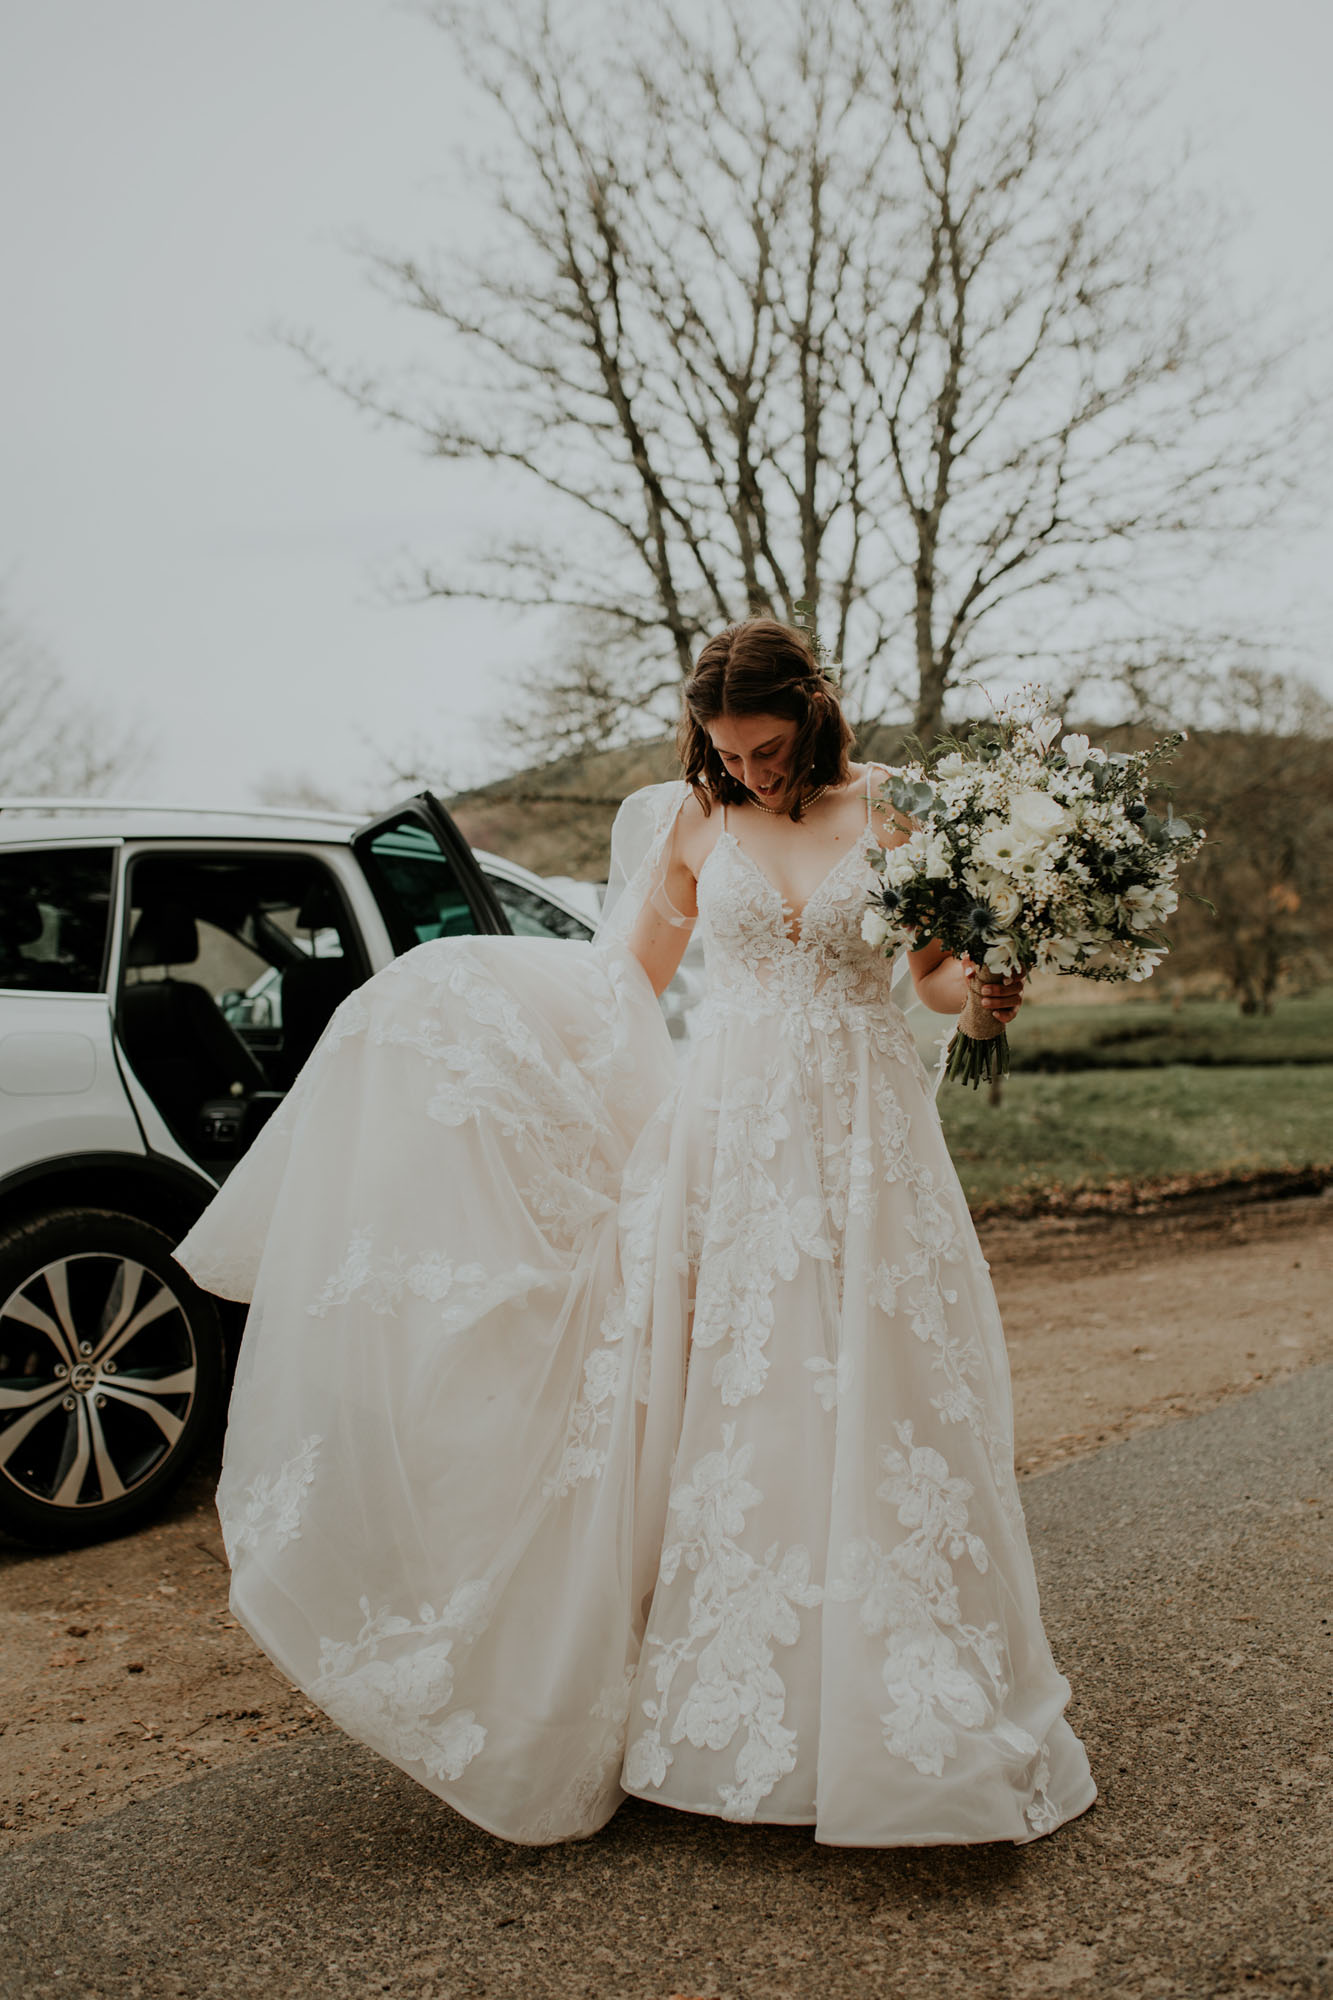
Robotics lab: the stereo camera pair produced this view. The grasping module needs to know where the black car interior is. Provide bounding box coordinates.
[118,853,367,1175]
[0,849,114,992]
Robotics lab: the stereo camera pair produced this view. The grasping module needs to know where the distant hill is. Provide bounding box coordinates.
[447,724,921,880]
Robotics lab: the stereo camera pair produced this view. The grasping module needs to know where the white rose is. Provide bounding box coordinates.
[1060,733,1091,767]
[1009,788,1071,842]
[882,842,918,887]
[989,881,1023,925]
[861,908,893,950]
[935,750,967,777]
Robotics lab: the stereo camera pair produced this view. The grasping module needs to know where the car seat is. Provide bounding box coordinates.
[118,903,270,1155]
[274,876,359,1086]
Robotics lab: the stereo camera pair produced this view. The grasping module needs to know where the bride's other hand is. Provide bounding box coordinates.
[961,954,1025,1024]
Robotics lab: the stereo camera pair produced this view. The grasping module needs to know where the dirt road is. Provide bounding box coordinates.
[2,1188,1329,1855]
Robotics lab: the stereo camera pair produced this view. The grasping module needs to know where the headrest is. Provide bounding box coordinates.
[295,876,342,932]
[127,903,199,968]
[0,890,47,948]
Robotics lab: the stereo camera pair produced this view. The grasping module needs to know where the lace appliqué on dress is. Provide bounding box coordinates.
[305,1229,545,1329]
[830,1420,1006,1777]
[625,1423,823,1820]
[312,1580,491,1787]
[221,1434,322,1562]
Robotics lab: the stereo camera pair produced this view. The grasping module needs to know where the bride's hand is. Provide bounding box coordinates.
[960,955,1025,1025]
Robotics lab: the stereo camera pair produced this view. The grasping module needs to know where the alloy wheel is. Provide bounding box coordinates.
[0,1254,199,1512]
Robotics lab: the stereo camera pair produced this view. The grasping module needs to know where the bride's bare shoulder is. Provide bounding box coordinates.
[671,786,724,875]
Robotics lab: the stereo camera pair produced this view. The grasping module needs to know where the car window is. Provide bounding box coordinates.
[486,875,594,942]
[359,816,482,950]
[0,847,115,992]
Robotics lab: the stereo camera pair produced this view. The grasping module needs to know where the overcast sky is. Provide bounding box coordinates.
[2,0,1330,811]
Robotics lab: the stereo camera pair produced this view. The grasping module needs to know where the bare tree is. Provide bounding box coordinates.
[498,610,686,765]
[292,0,1310,747]
[0,599,143,796]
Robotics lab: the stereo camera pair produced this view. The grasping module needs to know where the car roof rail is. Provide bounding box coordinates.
[0,797,364,825]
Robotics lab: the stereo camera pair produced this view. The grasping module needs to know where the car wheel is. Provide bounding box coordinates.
[0,1208,224,1547]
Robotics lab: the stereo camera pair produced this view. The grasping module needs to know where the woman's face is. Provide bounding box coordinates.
[706,712,799,803]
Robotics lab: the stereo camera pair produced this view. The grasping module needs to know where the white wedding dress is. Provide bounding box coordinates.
[175,777,1096,1847]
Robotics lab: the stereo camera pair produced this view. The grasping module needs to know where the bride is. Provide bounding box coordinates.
[175,618,1096,1848]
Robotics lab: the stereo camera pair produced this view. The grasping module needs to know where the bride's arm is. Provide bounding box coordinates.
[909,940,1024,1022]
[626,898,696,996]
[623,803,700,997]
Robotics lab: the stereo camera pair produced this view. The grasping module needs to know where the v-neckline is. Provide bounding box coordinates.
[710,828,873,947]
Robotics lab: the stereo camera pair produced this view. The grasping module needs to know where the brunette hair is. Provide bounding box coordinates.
[677,618,854,819]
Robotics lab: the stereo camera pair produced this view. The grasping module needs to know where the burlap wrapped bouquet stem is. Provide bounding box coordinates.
[944,979,1012,1088]
[959,983,1007,1044]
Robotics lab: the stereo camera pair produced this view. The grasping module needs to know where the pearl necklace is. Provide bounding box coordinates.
[745,781,831,815]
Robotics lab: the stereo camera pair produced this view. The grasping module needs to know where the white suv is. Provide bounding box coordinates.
[0,792,693,1547]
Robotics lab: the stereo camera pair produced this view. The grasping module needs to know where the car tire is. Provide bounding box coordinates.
[0,1208,225,1547]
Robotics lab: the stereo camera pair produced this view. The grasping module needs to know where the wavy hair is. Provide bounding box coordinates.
[677,618,854,820]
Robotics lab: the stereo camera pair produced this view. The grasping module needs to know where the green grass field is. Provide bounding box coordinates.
[1006,987,1333,1071]
[937,1063,1333,1208]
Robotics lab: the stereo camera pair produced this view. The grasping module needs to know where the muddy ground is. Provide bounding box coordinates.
[2,1186,1329,1856]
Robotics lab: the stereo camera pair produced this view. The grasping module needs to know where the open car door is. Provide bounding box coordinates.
[352,792,509,955]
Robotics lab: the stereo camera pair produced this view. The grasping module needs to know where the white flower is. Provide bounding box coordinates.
[882,843,918,888]
[976,825,1038,876]
[861,908,894,950]
[923,831,953,879]
[1060,733,1091,767]
[989,881,1023,926]
[1117,882,1177,925]
[935,750,967,777]
[982,938,1021,976]
[1029,715,1062,754]
[1036,936,1084,971]
[1009,788,1071,842]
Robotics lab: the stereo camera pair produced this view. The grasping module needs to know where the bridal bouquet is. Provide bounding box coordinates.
[861,704,1205,1087]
